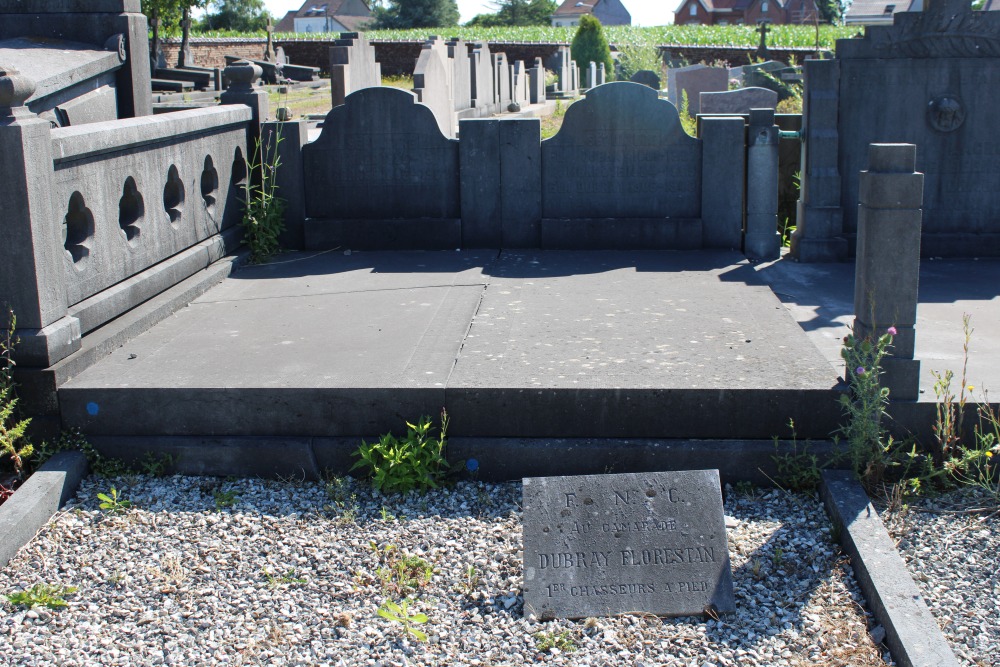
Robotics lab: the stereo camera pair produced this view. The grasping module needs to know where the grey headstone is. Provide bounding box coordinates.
[541,82,701,220]
[492,51,511,110]
[668,65,728,116]
[330,32,381,108]
[522,470,735,620]
[413,37,456,138]
[447,37,472,112]
[700,87,778,115]
[302,87,459,220]
[630,69,660,90]
[469,42,495,114]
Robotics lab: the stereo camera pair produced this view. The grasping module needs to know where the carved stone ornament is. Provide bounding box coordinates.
[927,95,966,132]
[0,66,36,110]
[224,60,262,92]
[870,1,1000,58]
[105,33,127,63]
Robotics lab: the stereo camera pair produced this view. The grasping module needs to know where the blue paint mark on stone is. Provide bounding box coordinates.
[86,402,99,416]
[466,458,479,472]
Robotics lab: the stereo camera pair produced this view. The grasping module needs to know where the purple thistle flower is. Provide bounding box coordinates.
[887,326,897,336]
[856,366,866,376]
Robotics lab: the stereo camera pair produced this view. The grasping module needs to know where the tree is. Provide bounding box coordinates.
[570,14,613,81]
[199,0,271,32]
[370,0,460,29]
[466,0,556,26]
[815,0,843,24]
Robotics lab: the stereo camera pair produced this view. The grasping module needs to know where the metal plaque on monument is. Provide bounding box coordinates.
[522,470,735,620]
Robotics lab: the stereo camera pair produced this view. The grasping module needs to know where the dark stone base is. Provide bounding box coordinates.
[541,218,702,250]
[304,218,462,250]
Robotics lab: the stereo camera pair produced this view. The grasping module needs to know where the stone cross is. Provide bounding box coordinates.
[264,18,275,62]
[755,20,771,60]
[178,8,194,69]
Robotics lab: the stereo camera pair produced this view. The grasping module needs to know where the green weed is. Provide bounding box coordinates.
[6,583,78,610]
[0,308,32,481]
[369,542,433,596]
[351,410,451,495]
[534,629,576,653]
[214,489,239,510]
[377,597,428,642]
[263,567,307,589]
[97,487,132,514]
[241,129,286,264]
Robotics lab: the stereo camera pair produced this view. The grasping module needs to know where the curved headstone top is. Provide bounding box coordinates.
[303,86,460,220]
[541,81,701,220]
[312,85,454,148]
[0,65,36,109]
[546,81,697,149]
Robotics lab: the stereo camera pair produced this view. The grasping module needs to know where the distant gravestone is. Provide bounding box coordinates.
[668,65,728,115]
[447,37,472,113]
[528,56,545,104]
[630,69,660,90]
[413,37,456,137]
[523,470,735,620]
[469,42,495,114]
[700,86,778,114]
[330,32,381,108]
[492,51,511,110]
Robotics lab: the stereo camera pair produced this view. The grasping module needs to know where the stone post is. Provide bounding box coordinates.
[790,58,847,262]
[853,143,923,401]
[221,60,267,149]
[745,108,780,261]
[0,68,80,367]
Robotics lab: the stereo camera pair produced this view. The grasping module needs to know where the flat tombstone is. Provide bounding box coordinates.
[523,470,735,620]
[700,86,778,115]
[630,69,660,90]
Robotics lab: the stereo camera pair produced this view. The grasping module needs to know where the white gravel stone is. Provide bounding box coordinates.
[878,487,1000,667]
[0,476,889,666]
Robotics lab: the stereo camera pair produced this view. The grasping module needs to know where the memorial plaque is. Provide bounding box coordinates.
[522,470,735,620]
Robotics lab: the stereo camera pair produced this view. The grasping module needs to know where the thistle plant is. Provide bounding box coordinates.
[839,326,895,488]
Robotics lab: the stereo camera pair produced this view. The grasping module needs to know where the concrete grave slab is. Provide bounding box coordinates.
[522,470,735,620]
[60,250,496,438]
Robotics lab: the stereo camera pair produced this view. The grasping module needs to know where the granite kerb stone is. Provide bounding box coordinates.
[820,470,962,667]
[0,451,88,570]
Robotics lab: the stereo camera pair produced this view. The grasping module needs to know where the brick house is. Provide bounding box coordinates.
[674,0,820,25]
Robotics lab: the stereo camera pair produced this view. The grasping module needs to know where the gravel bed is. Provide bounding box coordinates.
[878,487,1000,667]
[1,475,889,667]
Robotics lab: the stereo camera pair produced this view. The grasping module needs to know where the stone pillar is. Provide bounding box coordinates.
[700,116,746,250]
[790,58,846,262]
[0,68,80,367]
[221,60,267,149]
[459,119,502,248]
[262,119,309,251]
[500,118,542,248]
[853,144,923,401]
[745,108,780,261]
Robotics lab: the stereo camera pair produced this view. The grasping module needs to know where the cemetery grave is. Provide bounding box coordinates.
[3,2,1000,665]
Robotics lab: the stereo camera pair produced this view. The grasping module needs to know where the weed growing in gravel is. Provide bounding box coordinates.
[351,409,451,495]
[534,629,577,653]
[214,489,239,510]
[771,419,842,491]
[97,487,132,514]
[0,308,33,482]
[369,542,433,596]
[139,452,174,477]
[5,583,78,610]
[324,476,359,524]
[456,564,481,595]
[34,429,133,478]
[263,568,307,589]
[377,598,428,642]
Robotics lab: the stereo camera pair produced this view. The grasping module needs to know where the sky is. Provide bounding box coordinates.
[259,1,674,26]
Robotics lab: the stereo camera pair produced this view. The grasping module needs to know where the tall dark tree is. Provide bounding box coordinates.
[570,14,613,79]
[370,0,460,29]
[199,0,271,32]
[467,0,556,26]
[815,0,844,23]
